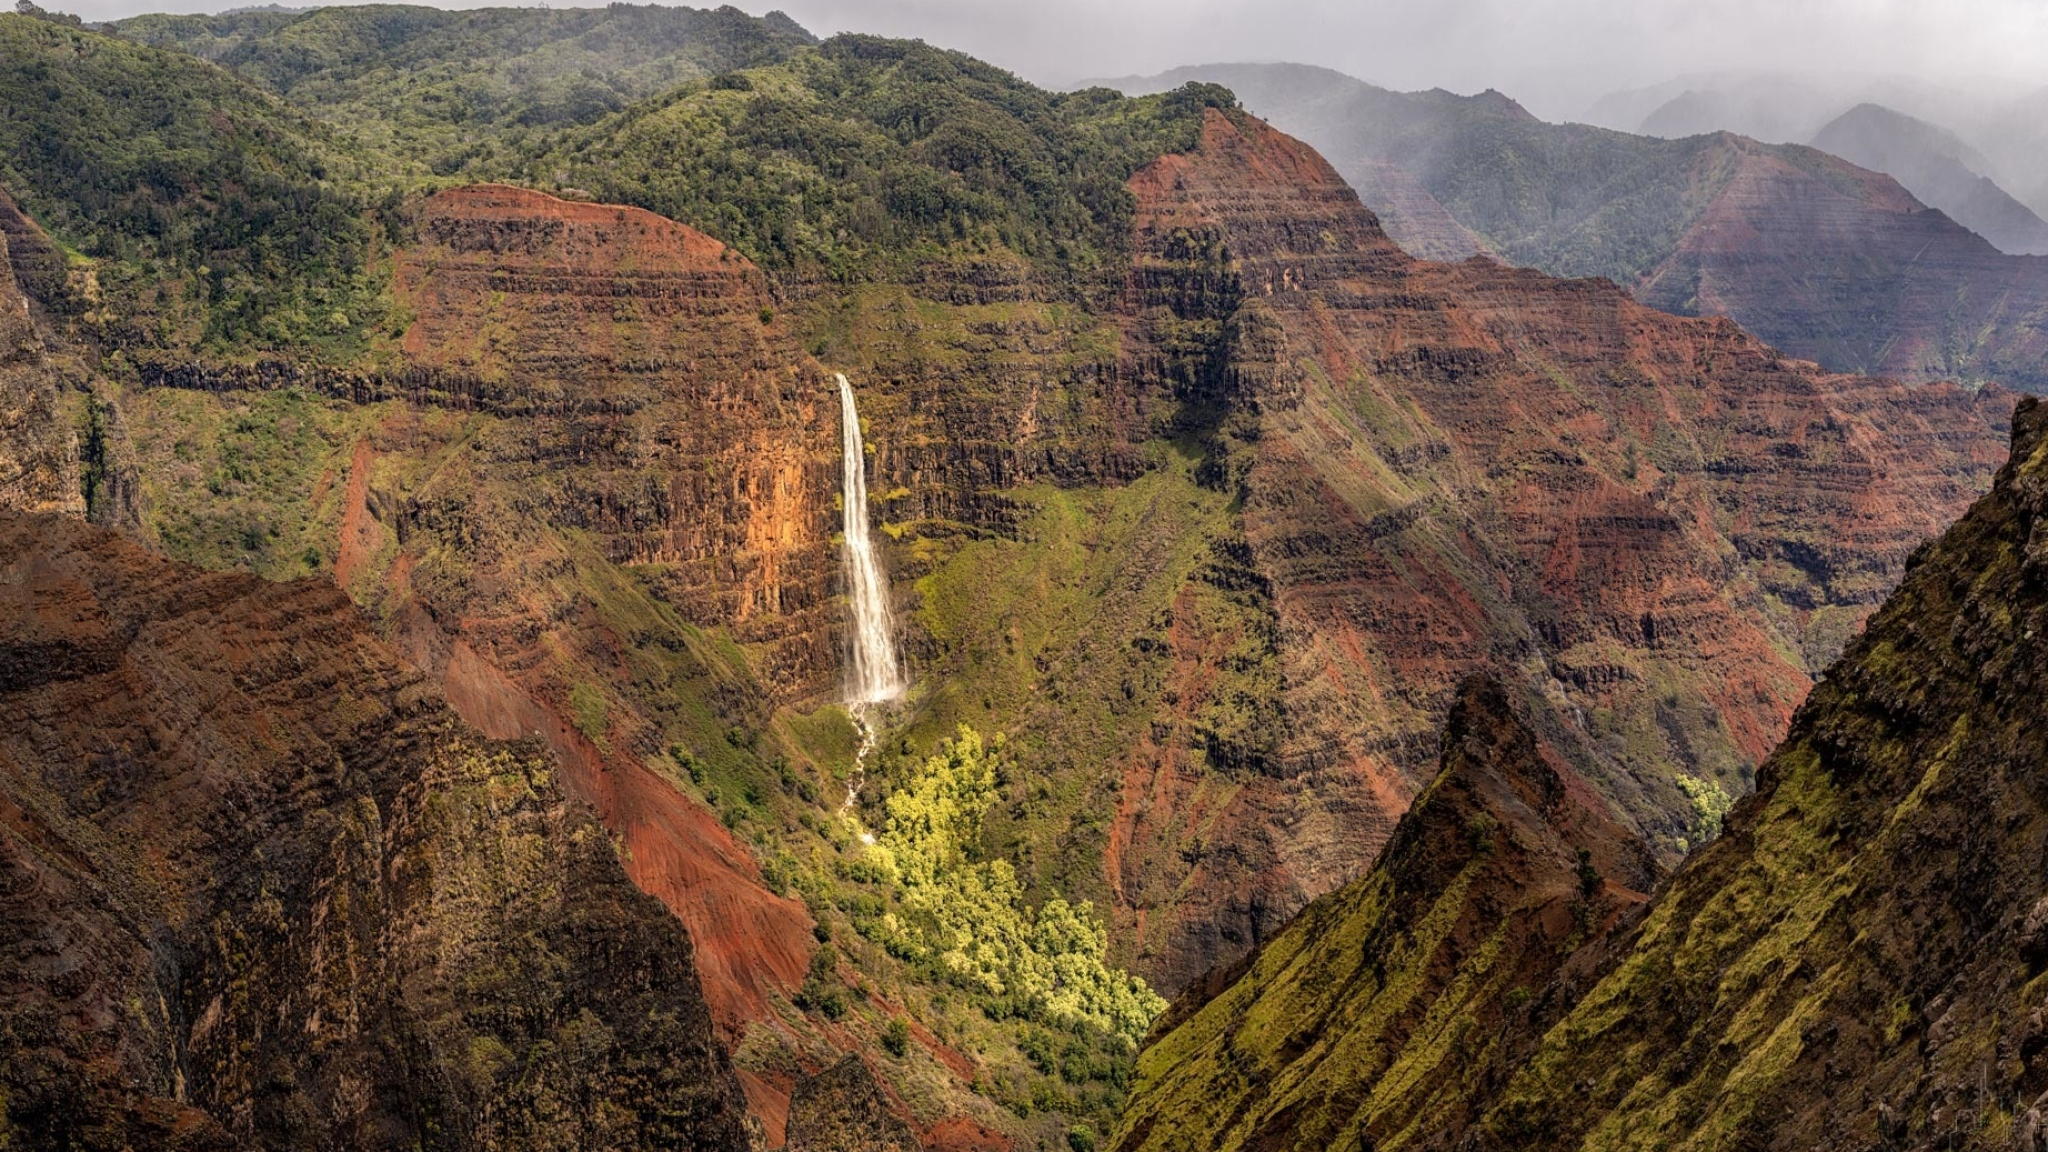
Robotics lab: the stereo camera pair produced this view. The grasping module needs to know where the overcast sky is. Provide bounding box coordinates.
[60,0,2048,120]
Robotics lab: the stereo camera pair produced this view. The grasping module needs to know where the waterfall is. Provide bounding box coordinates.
[837,373,905,707]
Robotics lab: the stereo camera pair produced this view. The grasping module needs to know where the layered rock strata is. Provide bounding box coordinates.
[0,510,753,1152]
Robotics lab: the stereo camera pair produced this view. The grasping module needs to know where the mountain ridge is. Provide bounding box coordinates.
[1111,673,1659,1152]
[1106,61,2048,392]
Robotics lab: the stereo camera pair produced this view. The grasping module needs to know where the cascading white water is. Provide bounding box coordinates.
[837,372,905,707]
[836,373,902,842]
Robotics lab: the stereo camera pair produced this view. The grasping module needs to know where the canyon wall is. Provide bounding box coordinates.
[0,510,752,1151]
[60,114,2019,1139]
[1101,108,2013,991]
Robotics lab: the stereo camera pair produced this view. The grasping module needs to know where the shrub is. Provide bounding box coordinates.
[882,1017,911,1057]
[568,683,608,744]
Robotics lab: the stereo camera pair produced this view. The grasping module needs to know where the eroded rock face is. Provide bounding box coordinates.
[393,183,839,686]
[1113,676,1658,1152]
[784,1056,921,1152]
[0,511,752,1152]
[0,200,82,517]
[1105,108,2014,993]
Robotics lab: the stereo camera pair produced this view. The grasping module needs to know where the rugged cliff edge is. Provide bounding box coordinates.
[1122,397,2048,1150]
[1459,396,2048,1149]
[1111,676,1658,1152]
[0,511,752,1151]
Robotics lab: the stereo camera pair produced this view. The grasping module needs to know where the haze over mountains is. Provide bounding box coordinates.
[1810,103,2048,256]
[1586,69,2048,233]
[4,3,2048,1151]
[1108,62,2048,392]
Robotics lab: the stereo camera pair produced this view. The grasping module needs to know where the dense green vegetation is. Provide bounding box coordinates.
[0,11,1231,364]
[521,38,1234,285]
[115,3,816,174]
[860,727,1166,1041]
[0,13,393,357]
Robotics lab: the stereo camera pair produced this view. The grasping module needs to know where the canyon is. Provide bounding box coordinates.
[0,11,2035,1149]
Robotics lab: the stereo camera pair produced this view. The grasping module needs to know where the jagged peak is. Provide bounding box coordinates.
[1381,674,1661,904]
[1112,676,1658,1152]
[2005,393,2047,471]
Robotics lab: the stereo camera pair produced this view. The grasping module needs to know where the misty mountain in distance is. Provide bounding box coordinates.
[1593,69,2048,225]
[1104,61,2048,392]
[1812,103,2048,256]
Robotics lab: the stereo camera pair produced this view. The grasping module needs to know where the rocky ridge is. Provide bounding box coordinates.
[0,510,752,1151]
[1111,676,1658,1152]
[785,1056,923,1152]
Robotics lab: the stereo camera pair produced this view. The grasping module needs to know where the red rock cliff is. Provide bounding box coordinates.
[1106,108,2013,992]
[0,510,752,1151]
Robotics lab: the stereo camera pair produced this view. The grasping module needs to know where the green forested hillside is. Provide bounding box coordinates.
[115,3,818,173]
[521,37,1231,283]
[0,13,392,356]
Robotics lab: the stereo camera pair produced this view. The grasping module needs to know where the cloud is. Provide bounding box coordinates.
[58,0,2048,119]
[769,0,2048,116]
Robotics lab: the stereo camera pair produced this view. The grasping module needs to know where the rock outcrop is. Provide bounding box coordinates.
[1111,676,1657,1152]
[784,1056,922,1152]
[0,510,752,1151]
